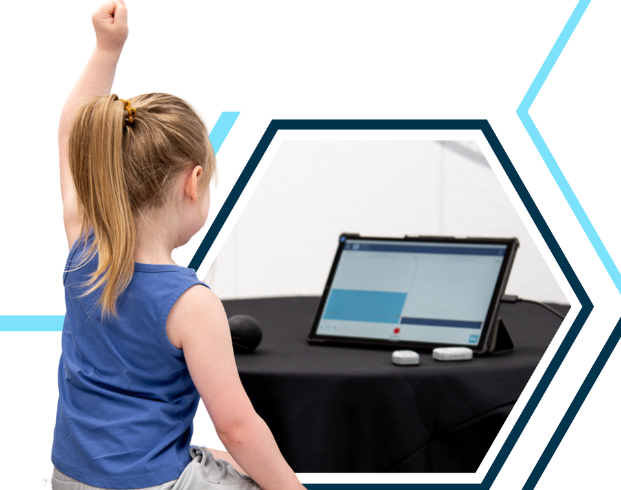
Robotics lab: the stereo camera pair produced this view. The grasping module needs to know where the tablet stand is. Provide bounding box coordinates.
[486,317,514,354]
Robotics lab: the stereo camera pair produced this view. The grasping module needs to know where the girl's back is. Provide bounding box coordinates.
[54,235,206,488]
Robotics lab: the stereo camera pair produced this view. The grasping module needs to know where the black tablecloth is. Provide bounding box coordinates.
[223,297,567,473]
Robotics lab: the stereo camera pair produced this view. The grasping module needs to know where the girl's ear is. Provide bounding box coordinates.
[184,166,203,203]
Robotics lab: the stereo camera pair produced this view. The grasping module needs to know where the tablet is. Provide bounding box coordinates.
[307,235,519,354]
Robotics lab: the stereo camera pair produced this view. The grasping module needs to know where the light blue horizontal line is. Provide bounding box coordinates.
[0,316,65,331]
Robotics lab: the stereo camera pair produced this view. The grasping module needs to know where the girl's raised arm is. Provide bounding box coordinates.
[59,0,128,248]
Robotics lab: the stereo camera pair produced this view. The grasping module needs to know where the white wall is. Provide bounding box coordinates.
[208,140,566,304]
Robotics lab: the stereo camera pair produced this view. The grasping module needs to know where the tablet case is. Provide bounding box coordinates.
[485,317,514,354]
[308,233,518,355]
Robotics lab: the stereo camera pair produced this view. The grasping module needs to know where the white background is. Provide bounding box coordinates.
[0,0,619,488]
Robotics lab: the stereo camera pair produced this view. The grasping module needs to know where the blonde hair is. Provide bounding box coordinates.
[68,93,216,316]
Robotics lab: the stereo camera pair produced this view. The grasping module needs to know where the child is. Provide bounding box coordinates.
[52,2,304,489]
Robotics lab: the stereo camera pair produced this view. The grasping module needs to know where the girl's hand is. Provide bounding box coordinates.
[92,0,128,54]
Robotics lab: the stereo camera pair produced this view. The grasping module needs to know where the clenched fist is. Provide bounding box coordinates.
[92,0,128,54]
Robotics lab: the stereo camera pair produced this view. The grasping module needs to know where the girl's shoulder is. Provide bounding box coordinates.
[165,284,222,350]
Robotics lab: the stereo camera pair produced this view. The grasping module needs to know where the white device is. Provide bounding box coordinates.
[432,347,473,361]
[392,350,420,365]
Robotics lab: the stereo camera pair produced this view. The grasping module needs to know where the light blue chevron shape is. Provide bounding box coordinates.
[517,1,621,489]
[517,0,621,293]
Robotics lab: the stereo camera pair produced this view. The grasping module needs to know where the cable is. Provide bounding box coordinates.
[501,295,566,320]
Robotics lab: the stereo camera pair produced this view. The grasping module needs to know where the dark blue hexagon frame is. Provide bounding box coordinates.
[188,119,591,489]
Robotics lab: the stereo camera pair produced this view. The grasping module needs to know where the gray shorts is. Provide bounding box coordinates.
[52,447,260,490]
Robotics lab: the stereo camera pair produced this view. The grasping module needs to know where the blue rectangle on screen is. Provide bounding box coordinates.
[323,289,407,324]
[400,317,482,329]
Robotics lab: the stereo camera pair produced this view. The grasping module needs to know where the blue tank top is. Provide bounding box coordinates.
[52,235,206,489]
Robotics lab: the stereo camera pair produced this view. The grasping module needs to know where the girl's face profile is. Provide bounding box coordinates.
[179,179,211,248]
[200,186,211,228]
[173,165,212,249]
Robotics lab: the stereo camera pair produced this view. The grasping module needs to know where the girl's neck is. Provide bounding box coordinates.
[133,211,178,265]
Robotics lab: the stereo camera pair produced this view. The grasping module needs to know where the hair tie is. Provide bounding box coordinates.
[119,98,137,124]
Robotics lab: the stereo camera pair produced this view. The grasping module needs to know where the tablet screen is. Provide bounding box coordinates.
[313,238,510,348]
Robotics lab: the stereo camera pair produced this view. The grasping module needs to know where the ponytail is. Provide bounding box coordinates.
[69,95,136,317]
[68,93,215,317]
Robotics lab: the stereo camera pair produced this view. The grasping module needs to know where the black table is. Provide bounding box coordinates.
[223,297,567,473]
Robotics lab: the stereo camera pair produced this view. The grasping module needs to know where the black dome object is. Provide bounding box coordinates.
[229,315,263,353]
